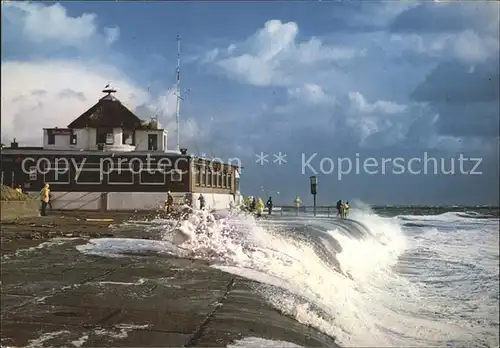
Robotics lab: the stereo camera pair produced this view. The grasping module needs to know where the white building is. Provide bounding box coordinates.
[43,86,169,153]
[1,86,242,212]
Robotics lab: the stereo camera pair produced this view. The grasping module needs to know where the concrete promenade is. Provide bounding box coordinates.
[1,212,339,347]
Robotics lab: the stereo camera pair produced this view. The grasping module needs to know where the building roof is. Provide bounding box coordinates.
[67,87,144,129]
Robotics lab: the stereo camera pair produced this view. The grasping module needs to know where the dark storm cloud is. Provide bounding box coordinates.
[410,60,499,138]
[434,102,499,138]
[389,2,499,35]
[57,88,87,102]
[410,60,499,104]
[30,89,47,97]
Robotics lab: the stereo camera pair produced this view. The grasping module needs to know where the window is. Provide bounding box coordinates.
[228,173,232,189]
[171,169,182,182]
[96,127,113,145]
[211,171,216,187]
[47,131,55,145]
[218,172,223,187]
[70,134,77,145]
[106,133,114,145]
[29,166,37,181]
[207,169,212,187]
[201,166,206,186]
[122,130,135,145]
[148,134,158,151]
[222,171,227,188]
[195,165,200,186]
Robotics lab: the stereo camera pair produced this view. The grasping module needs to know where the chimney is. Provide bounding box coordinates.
[180,148,187,155]
[11,138,18,149]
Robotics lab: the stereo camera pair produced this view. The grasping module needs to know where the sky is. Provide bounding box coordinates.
[1,1,499,205]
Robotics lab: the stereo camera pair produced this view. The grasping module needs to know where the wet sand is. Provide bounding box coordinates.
[1,211,339,347]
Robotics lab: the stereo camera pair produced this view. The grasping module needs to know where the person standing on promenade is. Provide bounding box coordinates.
[164,191,174,214]
[198,193,205,210]
[266,197,273,215]
[48,192,53,211]
[250,197,256,212]
[336,199,342,217]
[255,197,264,217]
[39,183,50,216]
[342,201,350,219]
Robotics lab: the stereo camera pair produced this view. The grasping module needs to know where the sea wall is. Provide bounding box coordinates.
[0,200,40,221]
[202,193,233,211]
[40,191,234,212]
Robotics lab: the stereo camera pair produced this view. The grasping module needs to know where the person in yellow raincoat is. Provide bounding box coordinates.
[40,183,50,216]
[255,197,264,217]
[245,196,253,211]
[294,196,301,216]
[342,201,350,219]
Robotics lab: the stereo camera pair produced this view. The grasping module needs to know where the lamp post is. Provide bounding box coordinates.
[310,176,317,216]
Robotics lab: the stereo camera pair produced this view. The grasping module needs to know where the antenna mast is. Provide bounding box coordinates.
[175,34,181,152]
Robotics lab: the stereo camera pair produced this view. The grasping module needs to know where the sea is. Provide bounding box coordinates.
[78,203,499,347]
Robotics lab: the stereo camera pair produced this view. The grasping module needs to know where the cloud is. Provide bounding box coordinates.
[390,2,499,35]
[1,61,133,143]
[202,19,363,87]
[411,60,499,103]
[328,2,419,32]
[348,92,406,115]
[103,27,120,45]
[410,60,499,144]
[2,2,118,48]
[197,8,498,156]
[390,30,499,64]
[1,2,198,149]
[287,84,335,106]
[388,2,499,64]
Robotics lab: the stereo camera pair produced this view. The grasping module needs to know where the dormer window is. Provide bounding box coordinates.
[122,130,135,145]
[148,134,158,151]
[106,133,114,145]
[47,131,55,145]
[96,127,114,145]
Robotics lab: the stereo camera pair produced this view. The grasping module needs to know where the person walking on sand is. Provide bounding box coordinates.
[39,183,50,216]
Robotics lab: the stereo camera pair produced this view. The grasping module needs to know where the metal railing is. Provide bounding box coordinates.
[272,205,339,217]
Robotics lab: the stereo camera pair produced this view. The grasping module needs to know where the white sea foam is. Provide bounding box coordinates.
[76,207,499,347]
[227,336,304,347]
